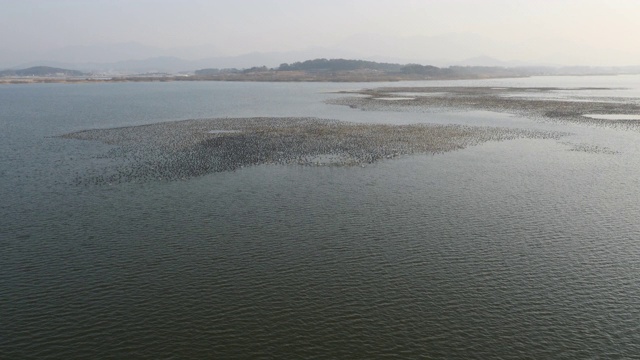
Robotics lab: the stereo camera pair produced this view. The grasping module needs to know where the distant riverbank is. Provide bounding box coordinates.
[0,72,528,85]
[4,59,640,84]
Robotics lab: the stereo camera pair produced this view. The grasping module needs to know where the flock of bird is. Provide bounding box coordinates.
[60,116,563,185]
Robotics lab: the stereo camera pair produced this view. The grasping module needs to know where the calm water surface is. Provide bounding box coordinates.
[2,77,640,358]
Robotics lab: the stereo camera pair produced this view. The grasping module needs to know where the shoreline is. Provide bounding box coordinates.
[3,74,638,86]
[0,73,531,85]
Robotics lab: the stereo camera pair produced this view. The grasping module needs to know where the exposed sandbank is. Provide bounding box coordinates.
[328,86,640,129]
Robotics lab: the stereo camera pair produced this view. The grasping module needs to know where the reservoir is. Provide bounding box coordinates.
[2,76,640,358]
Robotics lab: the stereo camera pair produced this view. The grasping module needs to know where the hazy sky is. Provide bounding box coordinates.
[2,0,639,65]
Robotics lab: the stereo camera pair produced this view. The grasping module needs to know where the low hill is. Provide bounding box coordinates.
[0,66,84,77]
[193,58,541,81]
[277,58,403,72]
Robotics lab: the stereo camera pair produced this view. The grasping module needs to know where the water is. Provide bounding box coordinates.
[584,114,640,120]
[2,77,640,358]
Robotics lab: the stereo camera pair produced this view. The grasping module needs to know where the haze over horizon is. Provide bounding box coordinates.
[2,0,639,70]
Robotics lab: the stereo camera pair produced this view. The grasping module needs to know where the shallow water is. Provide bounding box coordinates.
[2,76,640,358]
[373,96,416,100]
[583,113,640,120]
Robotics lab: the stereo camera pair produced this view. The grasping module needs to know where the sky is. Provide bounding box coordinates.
[1,0,639,66]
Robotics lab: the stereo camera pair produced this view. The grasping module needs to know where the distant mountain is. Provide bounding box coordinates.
[0,66,84,77]
[36,42,221,64]
[454,56,528,67]
[332,32,506,66]
[3,36,639,75]
[6,48,366,74]
[0,36,598,74]
[0,42,223,71]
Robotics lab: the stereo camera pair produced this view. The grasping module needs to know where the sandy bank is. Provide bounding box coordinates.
[328,86,640,129]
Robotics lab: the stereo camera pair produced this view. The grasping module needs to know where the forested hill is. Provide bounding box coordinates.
[276,59,528,78]
[277,59,404,72]
[0,66,84,77]
[194,58,539,80]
